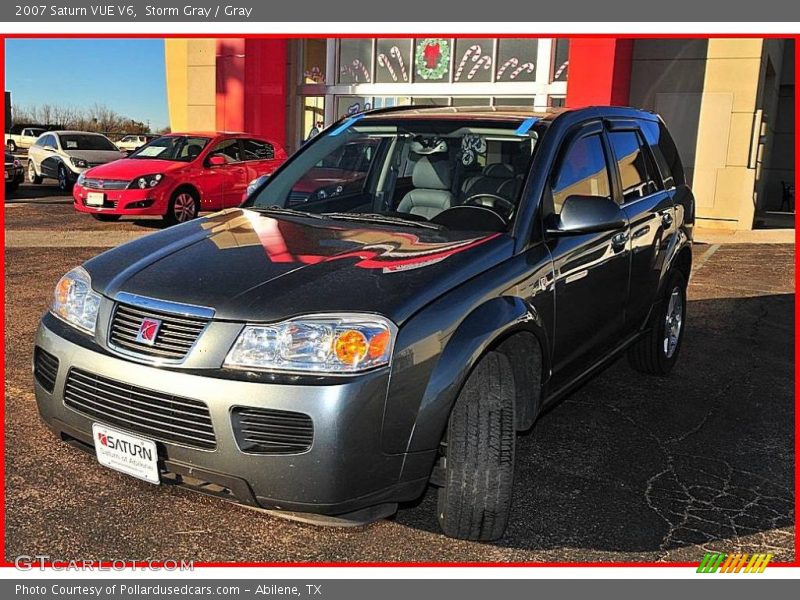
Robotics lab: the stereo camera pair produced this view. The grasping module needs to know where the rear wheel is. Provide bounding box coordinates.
[436,351,516,541]
[627,270,687,376]
[164,189,199,226]
[91,214,121,222]
[27,160,42,184]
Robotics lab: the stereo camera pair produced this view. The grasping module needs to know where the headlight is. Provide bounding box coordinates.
[70,157,89,169]
[76,171,86,186]
[224,314,396,374]
[50,267,102,334]
[129,173,163,189]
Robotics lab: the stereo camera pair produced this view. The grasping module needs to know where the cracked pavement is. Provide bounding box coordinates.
[3,198,795,563]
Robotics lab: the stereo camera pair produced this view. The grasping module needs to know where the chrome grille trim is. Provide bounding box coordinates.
[82,178,129,190]
[64,368,216,450]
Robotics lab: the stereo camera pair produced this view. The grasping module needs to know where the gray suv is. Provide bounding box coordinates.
[33,106,694,541]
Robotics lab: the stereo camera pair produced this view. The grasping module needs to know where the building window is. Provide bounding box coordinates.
[452,97,492,106]
[301,96,325,143]
[335,95,371,119]
[413,38,452,83]
[549,96,566,108]
[375,39,412,83]
[302,39,326,84]
[552,39,570,82]
[453,39,495,83]
[412,97,451,106]
[496,39,538,82]
[495,97,536,107]
[338,39,373,84]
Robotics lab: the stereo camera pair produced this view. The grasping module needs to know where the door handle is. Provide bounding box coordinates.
[661,211,674,228]
[611,231,629,251]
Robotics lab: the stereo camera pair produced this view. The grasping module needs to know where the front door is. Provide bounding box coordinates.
[200,139,248,210]
[545,122,631,387]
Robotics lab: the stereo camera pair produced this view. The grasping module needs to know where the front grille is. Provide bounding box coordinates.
[231,407,314,454]
[83,178,129,190]
[64,368,216,449]
[109,303,208,361]
[34,347,59,392]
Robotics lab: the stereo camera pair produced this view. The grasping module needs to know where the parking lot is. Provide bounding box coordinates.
[3,182,795,564]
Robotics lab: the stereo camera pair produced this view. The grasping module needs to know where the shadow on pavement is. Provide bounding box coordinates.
[396,293,794,555]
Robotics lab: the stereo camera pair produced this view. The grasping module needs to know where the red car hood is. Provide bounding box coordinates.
[83,158,186,179]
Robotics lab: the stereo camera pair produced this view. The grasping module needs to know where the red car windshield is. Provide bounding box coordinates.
[129,135,210,162]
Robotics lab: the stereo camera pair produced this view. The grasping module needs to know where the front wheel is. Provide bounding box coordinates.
[57,164,73,192]
[164,189,199,226]
[27,160,43,184]
[436,351,516,541]
[627,270,687,376]
[6,140,16,153]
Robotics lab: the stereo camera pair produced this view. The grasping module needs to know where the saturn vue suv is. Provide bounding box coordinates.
[33,106,694,541]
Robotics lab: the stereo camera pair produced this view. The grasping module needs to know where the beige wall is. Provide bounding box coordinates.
[165,39,216,132]
[630,38,792,230]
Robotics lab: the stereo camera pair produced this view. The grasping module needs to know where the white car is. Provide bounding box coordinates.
[116,134,152,153]
[5,127,46,152]
[27,131,124,192]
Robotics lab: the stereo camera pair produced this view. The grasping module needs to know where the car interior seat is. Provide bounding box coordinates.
[396,156,454,219]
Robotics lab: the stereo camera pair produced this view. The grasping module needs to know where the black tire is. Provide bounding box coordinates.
[27,160,43,184]
[6,140,16,153]
[163,188,199,226]
[437,351,516,541]
[57,164,73,193]
[5,181,19,192]
[91,214,121,222]
[627,270,687,376]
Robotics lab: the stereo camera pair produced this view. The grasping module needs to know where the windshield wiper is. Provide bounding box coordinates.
[250,206,326,219]
[322,212,443,230]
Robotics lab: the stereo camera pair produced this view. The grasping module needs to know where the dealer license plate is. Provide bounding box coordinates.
[92,423,160,484]
[86,192,105,206]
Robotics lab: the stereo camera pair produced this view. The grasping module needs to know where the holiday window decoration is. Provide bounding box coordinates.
[415,38,451,81]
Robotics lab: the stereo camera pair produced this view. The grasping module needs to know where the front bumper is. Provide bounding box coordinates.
[73,183,168,216]
[5,165,23,184]
[33,315,434,520]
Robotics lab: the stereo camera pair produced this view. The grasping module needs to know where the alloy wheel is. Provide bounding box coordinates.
[663,286,683,358]
[27,160,36,183]
[173,192,197,223]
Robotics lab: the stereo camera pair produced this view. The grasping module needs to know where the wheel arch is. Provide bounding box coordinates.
[402,294,550,454]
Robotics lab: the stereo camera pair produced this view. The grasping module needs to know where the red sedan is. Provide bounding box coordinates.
[73,132,287,225]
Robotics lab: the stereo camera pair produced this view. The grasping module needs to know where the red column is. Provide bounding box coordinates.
[214,38,287,148]
[565,38,634,108]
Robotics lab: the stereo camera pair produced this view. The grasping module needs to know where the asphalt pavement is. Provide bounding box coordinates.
[3,189,795,563]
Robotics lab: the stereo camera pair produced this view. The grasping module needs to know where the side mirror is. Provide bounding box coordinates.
[547,195,626,235]
[207,154,226,167]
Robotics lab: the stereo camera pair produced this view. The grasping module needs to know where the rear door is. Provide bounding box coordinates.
[201,138,248,209]
[37,134,60,178]
[545,121,631,387]
[605,120,676,333]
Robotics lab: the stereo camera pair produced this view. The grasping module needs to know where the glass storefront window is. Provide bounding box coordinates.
[413,38,452,83]
[494,97,535,107]
[302,39,326,84]
[549,96,566,108]
[496,39,538,82]
[375,39,412,84]
[412,97,451,106]
[336,96,371,119]
[552,39,570,82]
[301,96,325,143]
[452,97,491,106]
[453,39,495,83]
[371,97,411,109]
[338,39,373,84]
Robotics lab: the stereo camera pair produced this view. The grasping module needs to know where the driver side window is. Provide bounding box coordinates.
[551,134,611,213]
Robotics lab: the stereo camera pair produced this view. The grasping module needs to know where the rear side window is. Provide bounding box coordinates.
[607,130,662,202]
[640,120,684,188]
[242,139,275,161]
[551,134,612,212]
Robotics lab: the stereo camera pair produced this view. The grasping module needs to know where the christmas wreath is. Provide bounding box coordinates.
[415,39,451,80]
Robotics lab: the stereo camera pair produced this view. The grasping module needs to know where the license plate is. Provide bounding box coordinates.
[92,423,160,484]
[86,192,105,206]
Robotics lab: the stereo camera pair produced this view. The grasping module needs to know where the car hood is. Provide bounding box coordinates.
[84,208,513,324]
[84,158,185,178]
[66,150,125,164]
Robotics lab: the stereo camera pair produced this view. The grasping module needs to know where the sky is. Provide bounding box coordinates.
[4,39,169,130]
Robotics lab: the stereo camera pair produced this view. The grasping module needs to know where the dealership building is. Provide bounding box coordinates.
[165,37,795,230]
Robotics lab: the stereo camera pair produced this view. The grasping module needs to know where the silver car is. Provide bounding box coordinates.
[27,131,124,192]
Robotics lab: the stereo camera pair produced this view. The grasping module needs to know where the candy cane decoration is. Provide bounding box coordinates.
[496,57,518,80]
[353,59,371,82]
[454,44,480,81]
[553,59,569,81]
[510,62,535,80]
[391,46,408,82]
[467,55,492,80]
[377,53,398,81]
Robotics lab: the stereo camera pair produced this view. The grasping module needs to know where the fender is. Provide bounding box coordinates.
[399,295,550,455]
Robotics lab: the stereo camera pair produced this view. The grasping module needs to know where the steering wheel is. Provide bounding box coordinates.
[464,193,516,219]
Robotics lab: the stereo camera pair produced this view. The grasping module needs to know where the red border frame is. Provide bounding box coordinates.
[0,31,797,570]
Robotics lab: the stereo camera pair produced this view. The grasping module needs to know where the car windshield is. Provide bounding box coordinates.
[129,135,210,162]
[244,116,539,231]
[59,134,118,151]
